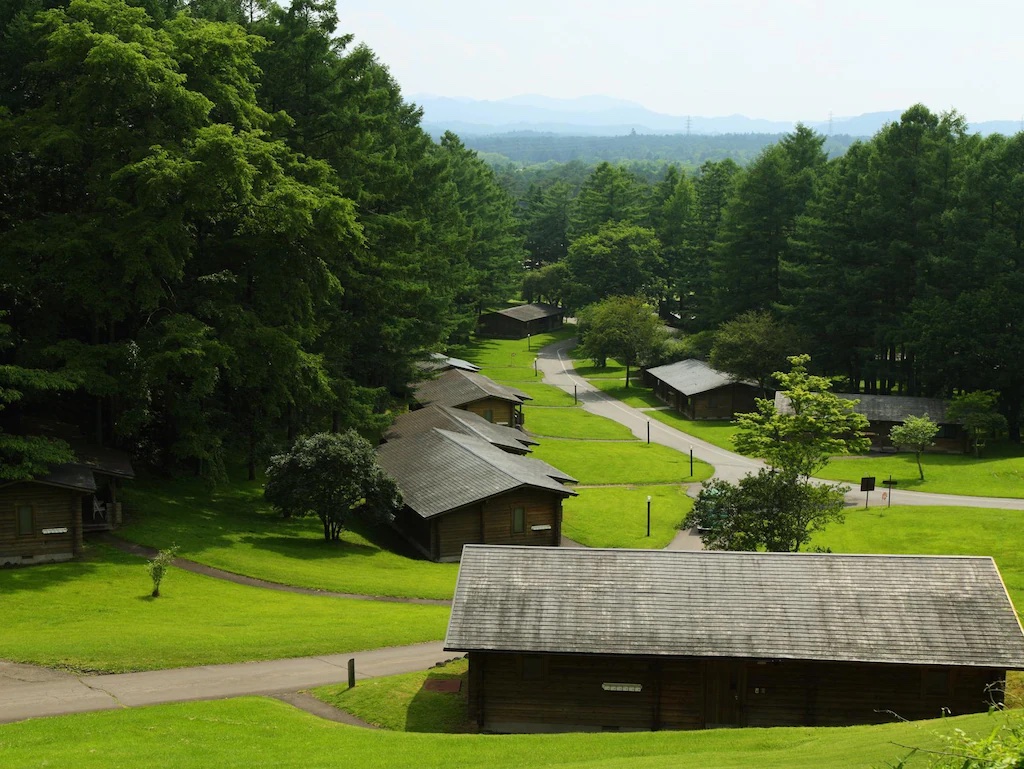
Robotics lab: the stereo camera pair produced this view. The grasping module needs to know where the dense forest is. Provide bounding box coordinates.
[3,0,1022,485]
[461,131,859,170]
[510,112,1024,441]
[0,0,524,480]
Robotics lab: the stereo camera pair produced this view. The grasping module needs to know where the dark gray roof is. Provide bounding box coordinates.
[0,463,99,493]
[376,430,576,519]
[417,353,482,374]
[446,547,1024,669]
[385,405,537,454]
[413,369,531,409]
[773,392,953,423]
[70,442,135,478]
[645,359,756,396]
[486,303,563,323]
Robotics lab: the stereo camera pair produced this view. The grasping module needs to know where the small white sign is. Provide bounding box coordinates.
[602,682,643,693]
[531,524,552,531]
[42,527,69,535]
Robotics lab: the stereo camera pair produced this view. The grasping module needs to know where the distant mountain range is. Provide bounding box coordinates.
[415,94,1020,138]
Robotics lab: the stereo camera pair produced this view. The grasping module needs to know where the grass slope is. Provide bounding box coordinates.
[525,406,637,440]
[506,381,578,406]
[121,477,458,600]
[315,659,471,732]
[0,546,448,673]
[563,484,695,548]
[450,328,575,382]
[647,409,742,452]
[815,447,1024,498]
[0,697,1016,769]
[813,504,1024,610]
[532,440,713,485]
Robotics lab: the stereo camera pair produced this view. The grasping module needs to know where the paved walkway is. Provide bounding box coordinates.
[535,338,1024,513]
[0,642,452,725]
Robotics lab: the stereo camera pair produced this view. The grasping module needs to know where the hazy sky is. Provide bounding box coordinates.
[335,1,1023,122]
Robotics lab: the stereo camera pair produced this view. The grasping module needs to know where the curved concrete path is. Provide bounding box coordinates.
[0,642,451,725]
[536,338,1024,512]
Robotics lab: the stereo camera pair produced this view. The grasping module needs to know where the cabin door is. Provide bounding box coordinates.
[704,659,746,728]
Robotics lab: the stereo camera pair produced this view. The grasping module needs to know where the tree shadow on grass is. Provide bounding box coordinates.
[0,550,102,595]
[236,533,379,560]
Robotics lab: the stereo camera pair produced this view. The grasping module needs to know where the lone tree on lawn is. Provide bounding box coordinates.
[733,354,870,478]
[684,469,847,552]
[264,431,402,542]
[577,295,664,387]
[889,415,939,480]
[946,390,1008,457]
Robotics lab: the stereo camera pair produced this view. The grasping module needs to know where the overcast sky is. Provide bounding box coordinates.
[335,1,1022,123]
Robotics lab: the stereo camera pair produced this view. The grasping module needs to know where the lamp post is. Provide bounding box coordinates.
[646,495,651,537]
[689,445,694,477]
[527,333,531,351]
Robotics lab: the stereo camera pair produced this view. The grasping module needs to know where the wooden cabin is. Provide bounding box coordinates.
[643,359,759,420]
[477,303,564,339]
[376,429,576,562]
[0,465,95,565]
[446,547,1024,733]
[412,369,531,428]
[384,405,538,455]
[835,393,964,452]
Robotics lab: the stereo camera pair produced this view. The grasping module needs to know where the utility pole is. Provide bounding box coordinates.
[828,110,833,136]
[686,115,691,137]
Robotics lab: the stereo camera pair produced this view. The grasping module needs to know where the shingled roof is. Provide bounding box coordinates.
[385,405,538,454]
[376,430,576,520]
[488,303,563,323]
[445,546,1024,669]
[413,369,531,409]
[417,353,482,374]
[774,392,954,423]
[645,359,755,396]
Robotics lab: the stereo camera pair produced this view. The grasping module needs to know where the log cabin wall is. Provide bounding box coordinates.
[0,484,81,565]
[691,384,759,420]
[435,489,562,561]
[468,652,1006,733]
[462,398,518,427]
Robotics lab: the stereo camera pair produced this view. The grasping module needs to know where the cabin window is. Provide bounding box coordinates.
[922,669,950,697]
[483,409,494,423]
[512,507,525,533]
[16,503,34,536]
[520,655,547,681]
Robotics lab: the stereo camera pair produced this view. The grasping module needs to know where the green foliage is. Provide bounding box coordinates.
[889,416,940,480]
[891,714,1024,769]
[264,431,401,541]
[710,310,806,392]
[734,355,870,477]
[567,162,647,240]
[146,544,179,597]
[685,469,848,552]
[947,391,1009,457]
[565,225,664,310]
[576,295,664,386]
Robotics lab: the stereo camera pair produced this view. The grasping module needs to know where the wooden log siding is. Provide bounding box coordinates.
[462,398,520,427]
[690,384,759,420]
[434,489,561,562]
[0,484,81,564]
[468,652,1005,733]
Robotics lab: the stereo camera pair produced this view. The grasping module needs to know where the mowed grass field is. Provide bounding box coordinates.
[0,697,1017,769]
[563,484,695,549]
[121,477,459,600]
[0,545,449,673]
[532,440,713,485]
[816,447,1024,498]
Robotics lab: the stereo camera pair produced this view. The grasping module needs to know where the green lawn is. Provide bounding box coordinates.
[564,484,695,548]
[532,440,713,485]
[526,406,638,440]
[449,328,575,382]
[315,659,472,732]
[505,381,578,406]
[0,697,1017,769]
[120,477,458,600]
[815,447,1024,498]
[647,409,742,452]
[813,505,1024,610]
[587,379,664,408]
[0,546,448,673]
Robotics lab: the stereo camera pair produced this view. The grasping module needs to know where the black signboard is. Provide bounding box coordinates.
[860,477,876,492]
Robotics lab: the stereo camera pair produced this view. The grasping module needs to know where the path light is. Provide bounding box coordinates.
[646,495,652,537]
[689,445,694,477]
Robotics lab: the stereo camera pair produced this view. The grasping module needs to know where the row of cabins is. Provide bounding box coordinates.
[1,440,134,566]
[644,358,966,451]
[377,362,577,562]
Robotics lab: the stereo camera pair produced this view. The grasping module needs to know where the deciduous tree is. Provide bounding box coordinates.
[889,415,939,480]
[577,296,663,387]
